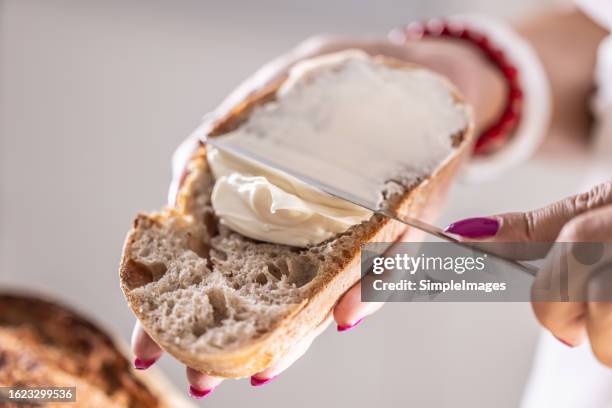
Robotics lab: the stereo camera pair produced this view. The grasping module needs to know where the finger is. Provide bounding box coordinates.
[250,311,333,386]
[581,206,612,365]
[334,282,384,332]
[131,321,163,369]
[334,222,425,331]
[586,264,612,367]
[444,182,612,260]
[553,204,612,295]
[532,302,586,347]
[445,181,612,242]
[186,367,224,399]
[531,205,612,347]
[531,243,587,347]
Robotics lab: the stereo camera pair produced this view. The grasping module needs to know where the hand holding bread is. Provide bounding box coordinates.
[122,36,478,398]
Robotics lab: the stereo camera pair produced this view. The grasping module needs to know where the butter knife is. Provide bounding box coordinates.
[205,137,538,278]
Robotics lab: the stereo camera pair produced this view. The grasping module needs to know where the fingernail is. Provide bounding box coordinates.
[337,317,364,332]
[189,385,215,399]
[554,336,574,348]
[250,376,277,387]
[133,357,157,370]
[444,217,499,239]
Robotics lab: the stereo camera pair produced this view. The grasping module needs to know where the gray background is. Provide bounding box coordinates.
[1,0,584,407]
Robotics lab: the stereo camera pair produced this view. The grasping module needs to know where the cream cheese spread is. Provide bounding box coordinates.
[207,50,469,247]
[208,147,372,247]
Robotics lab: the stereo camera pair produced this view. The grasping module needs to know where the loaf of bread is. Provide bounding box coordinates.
[119,53,473,378]
[0,292,193,408]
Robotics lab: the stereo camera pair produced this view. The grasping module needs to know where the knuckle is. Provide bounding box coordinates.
[572,182,612,213]
[521,211,539,241]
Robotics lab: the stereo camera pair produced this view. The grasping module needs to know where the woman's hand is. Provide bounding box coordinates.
[445,181,612,364]
[131,35,505,398]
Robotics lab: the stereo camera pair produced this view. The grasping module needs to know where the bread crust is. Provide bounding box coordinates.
[120,56,474,378]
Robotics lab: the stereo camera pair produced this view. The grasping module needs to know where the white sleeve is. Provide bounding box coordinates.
[576,0,612,30]
[575,0,612,115]
[448,15,552,183]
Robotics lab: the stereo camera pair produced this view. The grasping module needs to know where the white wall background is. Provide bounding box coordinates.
[1,1,583,407]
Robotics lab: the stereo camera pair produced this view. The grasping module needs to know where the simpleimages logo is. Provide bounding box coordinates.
[372,253,487,275]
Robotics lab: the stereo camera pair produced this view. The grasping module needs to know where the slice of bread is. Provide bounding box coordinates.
[119,54,473,378]
[0,292,194,408]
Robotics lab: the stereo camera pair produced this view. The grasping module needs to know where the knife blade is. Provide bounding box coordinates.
[205,136,538,278]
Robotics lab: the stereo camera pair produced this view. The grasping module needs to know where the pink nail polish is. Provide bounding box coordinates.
[444,217,499,238]
[337,317,364,332]
[189,385,215,399]
[250,376,277,387]
[554,336,574,348]
[133,357,157,370]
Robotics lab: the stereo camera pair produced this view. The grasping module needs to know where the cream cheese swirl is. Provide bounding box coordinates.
[207,146,372,247]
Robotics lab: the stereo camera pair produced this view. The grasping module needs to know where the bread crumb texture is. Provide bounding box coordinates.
[122,150,384,354]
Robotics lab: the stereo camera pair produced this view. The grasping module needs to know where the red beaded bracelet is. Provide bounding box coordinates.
[391,19,523,155]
